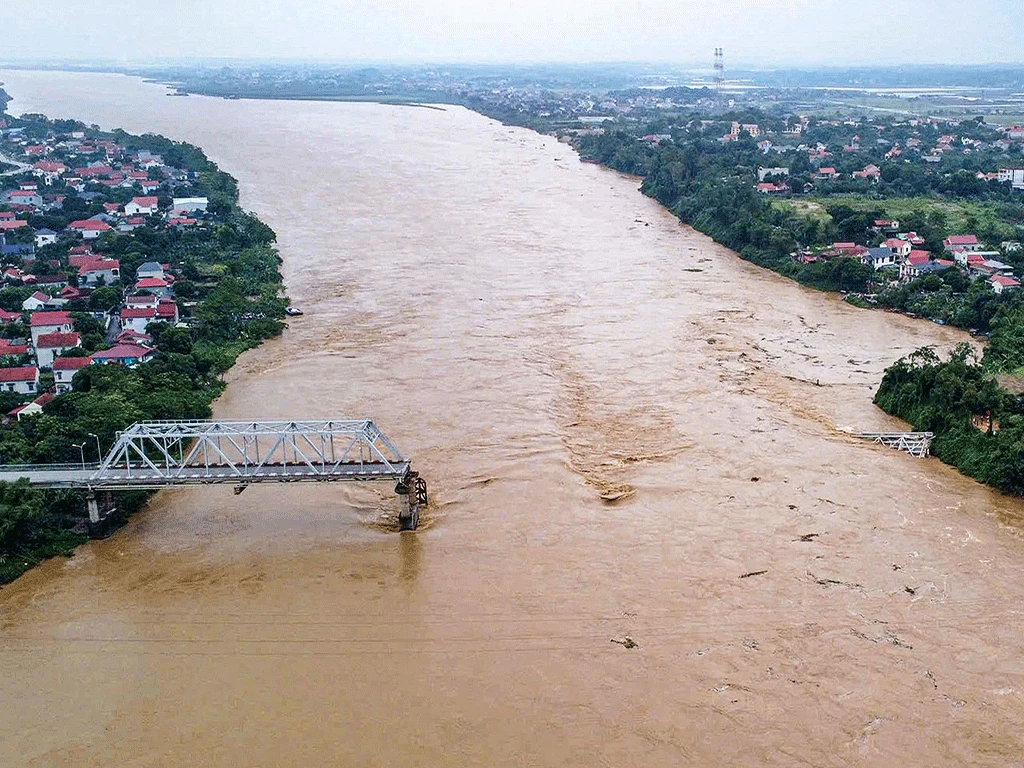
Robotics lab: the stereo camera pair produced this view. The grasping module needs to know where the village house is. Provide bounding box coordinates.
[29,310,73,345]
[32,160,66,183]
[882,238,912,258]
[34,331,80,369]
[91,343,156,366]
[124,196,159,216]
[156,298,179,323]
[69,219,112,240]
[22,291,51,312]
[943,235,982,252]
[990,274,1020,294]
[52,356,92,394]
[0,339,29,356]
[77,257,120,287]
[0,366,39,395]
[135,261,165,281]
[134,276,171,297]
[900,251,932,281]
[756,182,788,195]
[862,247,896,271]
[10,392,55,421]
[5,189,43,208]
[34,228,58,247]
[852,164,881,181]
[120,306,157,334]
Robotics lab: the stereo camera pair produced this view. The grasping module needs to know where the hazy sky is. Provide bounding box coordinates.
[1,0,1021,66]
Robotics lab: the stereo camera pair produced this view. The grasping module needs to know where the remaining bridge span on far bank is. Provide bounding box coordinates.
[0,419,427,530]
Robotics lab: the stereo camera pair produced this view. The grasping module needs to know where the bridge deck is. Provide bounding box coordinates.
[0,461,411,490]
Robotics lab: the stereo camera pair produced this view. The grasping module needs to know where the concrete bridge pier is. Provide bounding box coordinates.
[85,490,118,539]
[395,471,427,531]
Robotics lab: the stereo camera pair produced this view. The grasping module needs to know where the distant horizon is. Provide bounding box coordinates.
[3,59,1024,74]
[3,1,1022,69]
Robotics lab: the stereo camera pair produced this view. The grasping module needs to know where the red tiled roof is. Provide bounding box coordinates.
[91,343,155,361]
[130,196,159,206]
[120,307,157,319]
[53,356,93,371]
[135,277,167,288]
[78,257,119,274]
[944,235,979,246]
[35,332,80,348]
[29,311,72,327]
[0,366,38,382]
[990,275,1020,287]
[907,251,930,266]
[0,340,28,355]
[69,220,112,232]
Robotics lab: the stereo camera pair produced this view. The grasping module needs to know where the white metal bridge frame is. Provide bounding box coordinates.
[853,432,934,458]
[95,419,411,487]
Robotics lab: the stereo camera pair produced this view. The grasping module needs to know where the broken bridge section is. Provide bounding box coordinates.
[0,419,426,531]
[853,432,934,458]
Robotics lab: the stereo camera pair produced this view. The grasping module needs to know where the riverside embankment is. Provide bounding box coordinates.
[1,70,1023,767]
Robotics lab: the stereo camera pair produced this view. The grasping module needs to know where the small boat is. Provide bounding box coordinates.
[285,306,304,316]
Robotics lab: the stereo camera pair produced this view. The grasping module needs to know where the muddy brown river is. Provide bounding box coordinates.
[1,71,1023,766]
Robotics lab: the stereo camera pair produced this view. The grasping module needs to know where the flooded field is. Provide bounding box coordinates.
[1,70,1023,767]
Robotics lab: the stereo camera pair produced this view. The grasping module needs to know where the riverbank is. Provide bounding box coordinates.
[0,102,288,583]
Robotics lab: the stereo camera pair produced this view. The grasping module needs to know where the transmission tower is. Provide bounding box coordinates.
[713,47,724,95]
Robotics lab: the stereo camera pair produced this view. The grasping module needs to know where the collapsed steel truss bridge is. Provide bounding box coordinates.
[0,419,427,530]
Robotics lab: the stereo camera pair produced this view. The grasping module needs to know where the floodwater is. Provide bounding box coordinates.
[1,71,1023,767]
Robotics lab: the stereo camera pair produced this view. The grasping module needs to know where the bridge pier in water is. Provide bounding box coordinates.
[395,471,427,531]
[85,490,118,538]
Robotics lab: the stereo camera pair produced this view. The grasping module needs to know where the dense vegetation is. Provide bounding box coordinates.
[874,344,1024,495]
[0,113,287,584]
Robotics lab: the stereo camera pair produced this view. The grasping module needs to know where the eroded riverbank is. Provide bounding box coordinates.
[1,70,1023,767]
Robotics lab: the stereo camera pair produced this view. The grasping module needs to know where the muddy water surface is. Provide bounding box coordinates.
[1,71,1023,767]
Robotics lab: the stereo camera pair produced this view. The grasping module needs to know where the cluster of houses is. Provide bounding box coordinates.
[794,220,1021,293]
[0,121,210,421]
[742,114,1024,196]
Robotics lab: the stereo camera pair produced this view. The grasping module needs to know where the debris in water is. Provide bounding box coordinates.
[739,569,768,579]
[799,533,820,542]
[611,636,638,649]
[682,267,704,272]
[743,638,759,651]
[599,485,635,503]
[904,585,916,595]
[750,476,760,482]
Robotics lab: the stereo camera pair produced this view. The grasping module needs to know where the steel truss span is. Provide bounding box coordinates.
[0,420,413,489]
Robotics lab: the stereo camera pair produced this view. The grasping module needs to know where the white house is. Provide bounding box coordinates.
[77,257,120,287]
[0,366,39,395]
[22,291,51,312]
[990,275,1021,294]
[34,331,80,369]
[34,228,58,248]
[53,356,92,394]
[120,306,157,334]
[29,310,74,345]
[172,197,208,213]
[69,219,113,240]
[124,196,159,216]
[861,247,895,271]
